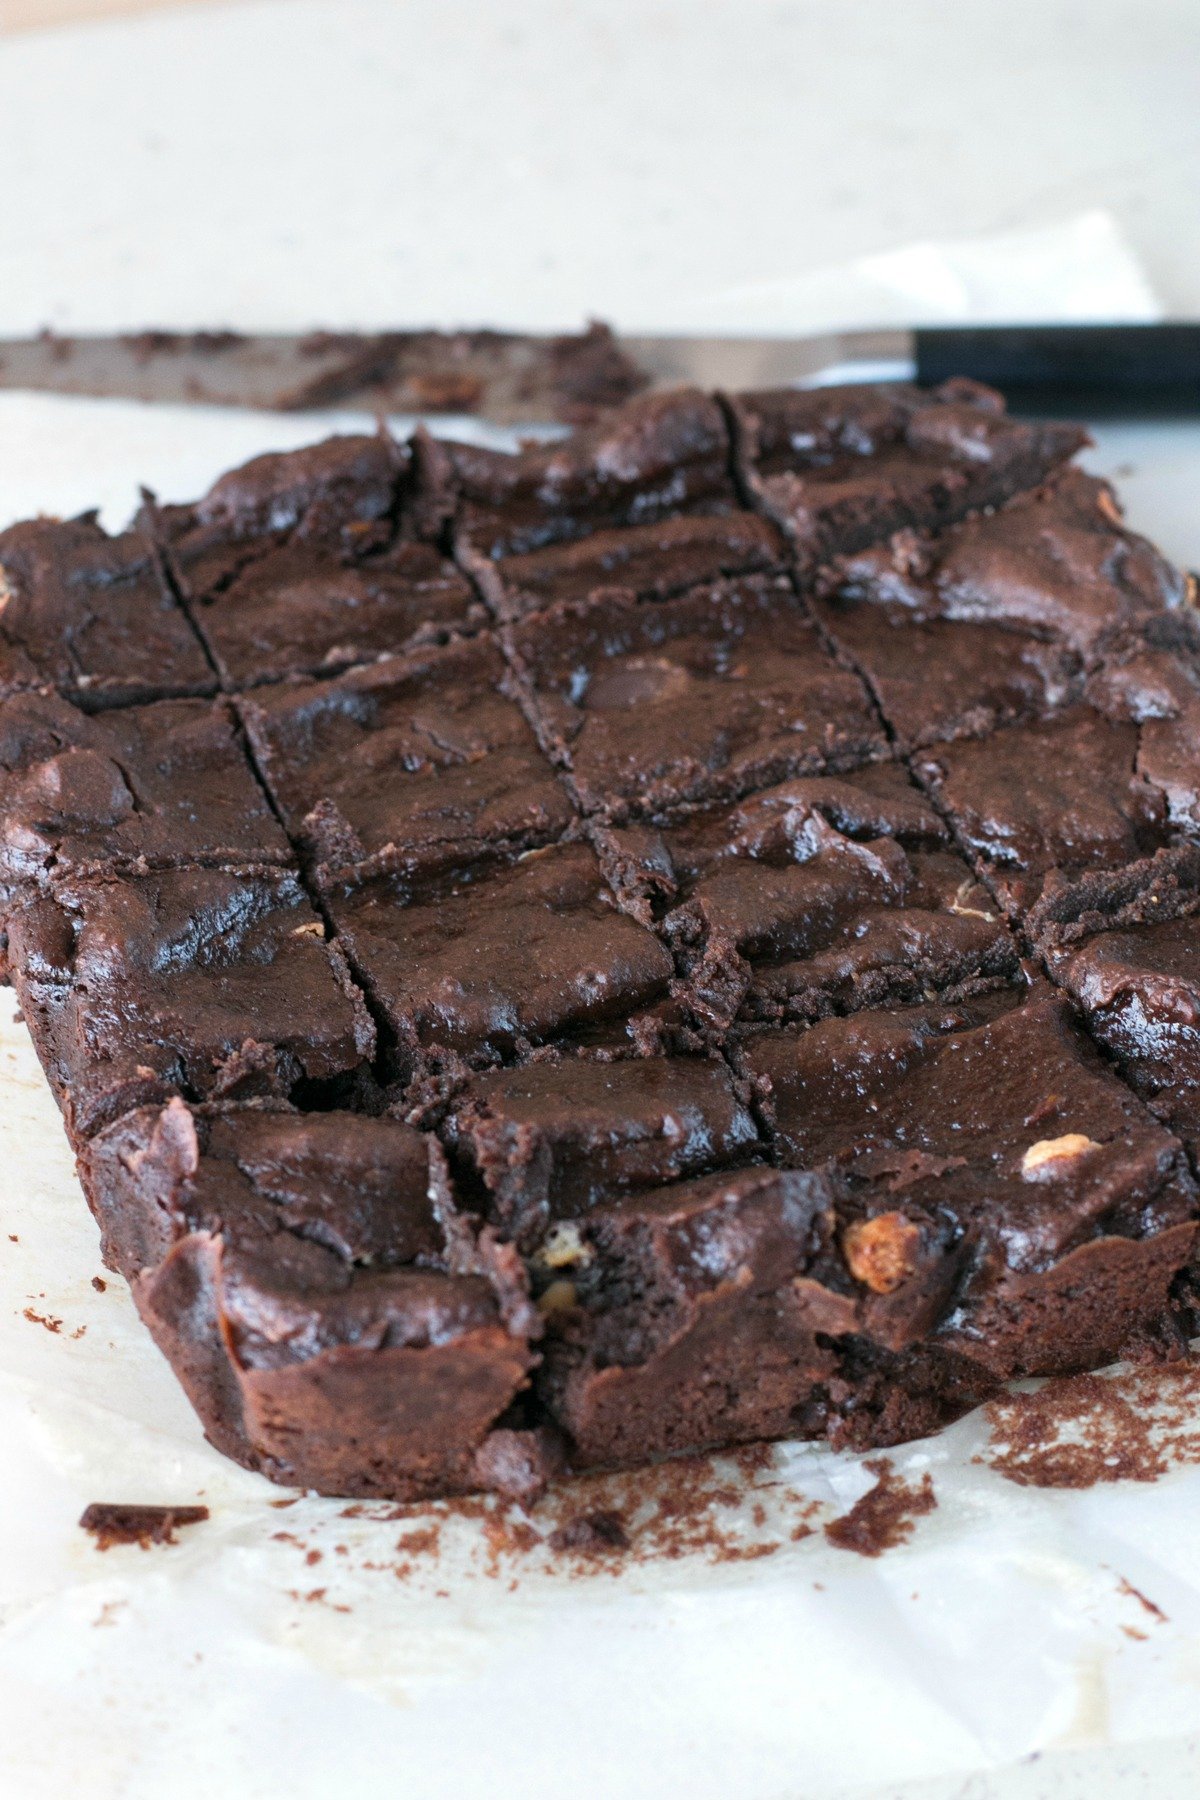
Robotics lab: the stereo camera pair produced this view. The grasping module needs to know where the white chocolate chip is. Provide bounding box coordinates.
[0,568,12,616]
[291,920,326,938]
[1021,1133,1099,1179]
[534,1221,592,1271]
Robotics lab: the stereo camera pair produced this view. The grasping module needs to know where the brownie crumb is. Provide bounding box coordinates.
[979,1364,1200,1488]
[548,1508,630,1555]
[79,1501,209,1550]
[91,1276,106,1293]
[23,1306,62,1333]
[1116,1574,1167,1624]
[824,1458,937,1556]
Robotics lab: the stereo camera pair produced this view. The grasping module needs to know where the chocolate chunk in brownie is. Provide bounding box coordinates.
[740,987,1198,1381]
[435,388,737,559]
[0,690,292,883]
[81,1101,546,1501]
[0,515,213,708]
[472,511,786,621]
[441,1053,761,1248]
[6,868,375,1140]
[730,378,1088,568]
[914,704,1172,919]
[598,764,1015,1027]
[510,576,886,819]
[327,842,674,1073]
[239,637,574,885]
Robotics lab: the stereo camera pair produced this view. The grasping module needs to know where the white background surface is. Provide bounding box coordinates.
[4,5,1200,1798]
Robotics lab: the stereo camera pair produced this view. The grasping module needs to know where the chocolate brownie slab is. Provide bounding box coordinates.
[0,690,291,884]
[239,637,574,884]
[81,1102,546,1501]
[327,841,674,1072]
[731,378,1087,568]
[472,511,786,622]
[599,765,1016,1028]
[0,515,213,707]
[441,1053,761,1249]
[7,868,375,1140]
[510,575,886,819]
[741,988,1198,1386]
[436,387,737,558]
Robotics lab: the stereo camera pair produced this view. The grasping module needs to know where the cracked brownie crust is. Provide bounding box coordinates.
[4,378,1200,1500]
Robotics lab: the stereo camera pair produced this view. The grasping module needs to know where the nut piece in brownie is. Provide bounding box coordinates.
[434,387,737,559]
[326,841,674,1074]
[1036,845,1200,1157]
[440,1052,761,1249]
[81,1102,547,1502]
[740,987,1198,1393]
[0,514,213,708]
[472,510,786,622]
[239,636,573,886]
[152,432,481,686]
[0,690,291,884]
[600,763,1017,1028]
[730,378,1087,568]
[6,868,375,1141]
[813,471,1190,748]
[509,575,886,819]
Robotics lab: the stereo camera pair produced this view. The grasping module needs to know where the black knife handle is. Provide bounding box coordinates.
[914,323,1200,414]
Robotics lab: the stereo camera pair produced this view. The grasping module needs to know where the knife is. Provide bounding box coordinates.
[1,321,1198,421]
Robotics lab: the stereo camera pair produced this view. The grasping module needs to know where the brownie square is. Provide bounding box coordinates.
[327,841,674,1071]
[533,1164,850,1467]
[1087,622,1200,836]
[510,575,886,819]
[436,388,737,559]
[81,1102,546,1502]
[811,471,1191,748]
[731,379,1087,568]
[441,1052,761,1248]
[0,515,213,708]
[0,689,291,884]
[740,987,1198,1384]
[6,867,375,1140]
[600,764,1017,1028]
[472,511,786,622]
[153,432,481,686]
[239,636,574,884]
[914,704,1170,919]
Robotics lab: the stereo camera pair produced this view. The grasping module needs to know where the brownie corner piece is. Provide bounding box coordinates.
[80,1101,546,1502]
[7,866,375,1141]
[0,688,292,883]
[0,512,213,707]
[742,984,1198,1389]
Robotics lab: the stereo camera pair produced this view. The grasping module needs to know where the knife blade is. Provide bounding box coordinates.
[2,322,1199,421]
